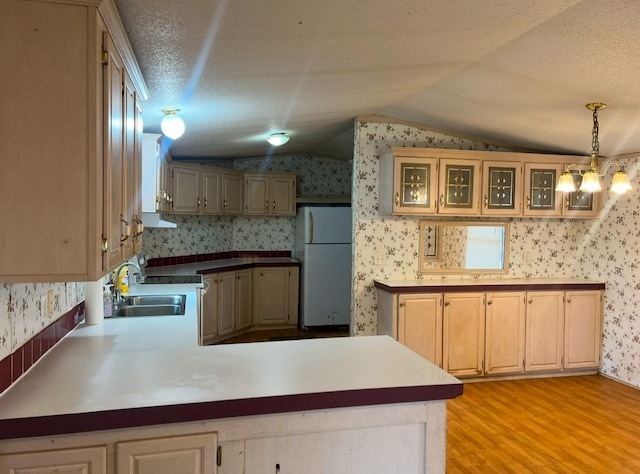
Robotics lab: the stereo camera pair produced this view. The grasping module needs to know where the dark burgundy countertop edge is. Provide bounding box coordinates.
[0,384,462,440]
[374,281,606,293]
[196,260,300,275]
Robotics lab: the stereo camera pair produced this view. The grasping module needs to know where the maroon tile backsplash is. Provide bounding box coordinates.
[147,250,292,268]
[0,303,84,396]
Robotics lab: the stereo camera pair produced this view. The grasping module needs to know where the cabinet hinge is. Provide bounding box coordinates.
[217,445,222,467]
[101,49,109,65]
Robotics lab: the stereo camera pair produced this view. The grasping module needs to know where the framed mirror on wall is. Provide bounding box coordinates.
[418,221,509,274]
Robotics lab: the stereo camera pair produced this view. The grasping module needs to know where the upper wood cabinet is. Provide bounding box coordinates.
[171,163,243,216]
[480,160,523,216]
[379,155,438,214]
[437,158,481,215]
[380,147,599,219]
[0,0,147,282]
[244,173,297,216]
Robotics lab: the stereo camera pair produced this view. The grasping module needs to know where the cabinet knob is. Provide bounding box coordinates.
[487,300,492,305]
[528,299,533,304]
[273,200,276,210]
[204,198,208,209]
[526,196,531,208]
[484,195,488,208]
[444,301,450,306]
[395,192,400,206]
[265,201,269,210]
[197,197,201,208]
[567,298,572,303]
[439,194,444,207]
[399,302,405,308]
[224,198,228,208]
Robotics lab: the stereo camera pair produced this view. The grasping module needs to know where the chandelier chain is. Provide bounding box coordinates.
[591,107,599,156]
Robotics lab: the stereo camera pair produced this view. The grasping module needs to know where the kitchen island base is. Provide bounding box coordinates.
[1,402,447,473]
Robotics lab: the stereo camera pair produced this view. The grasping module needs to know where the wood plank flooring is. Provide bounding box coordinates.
[447,375,640,473]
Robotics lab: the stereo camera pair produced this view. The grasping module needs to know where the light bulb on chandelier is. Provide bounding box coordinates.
[555,103,631,195]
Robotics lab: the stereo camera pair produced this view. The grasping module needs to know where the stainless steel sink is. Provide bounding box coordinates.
[122,294,186,306]
[112,294,186,317]
[113,304,185,317]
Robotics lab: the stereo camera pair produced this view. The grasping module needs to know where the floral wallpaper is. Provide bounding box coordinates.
[0,282,84,361]
[143,155,352,258]
[351,117,640,388]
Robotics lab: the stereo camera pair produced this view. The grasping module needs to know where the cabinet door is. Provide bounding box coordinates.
[222,172,243,214]
[172,165,200,214]
[217,271,236,335]
[254,267,293,325]
[103,31,126,271]
[271,174,296,216]
[559,167,601,218]
[387,156,438,215]
[523,163,563,216]
[122,74,137,258]
[525,291,564,372]
[485,292,526,375]
[117,432,217,474]
[202,170,222,214]
[564,290,602,369]
[244,174,270,215]
[437,158,480,215]
[481,160,522,216]
[398,294,443,367]
[132,98,144,254]
[0,446,107,474]
[236,268,253,330]
[443,293,485,376]
[202,275,218,341]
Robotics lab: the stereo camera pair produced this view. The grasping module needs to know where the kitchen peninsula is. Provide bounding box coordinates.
[0,278,462,473]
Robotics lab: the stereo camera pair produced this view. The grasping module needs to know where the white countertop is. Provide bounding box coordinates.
[0,281,460,436]
[375,277,606,290]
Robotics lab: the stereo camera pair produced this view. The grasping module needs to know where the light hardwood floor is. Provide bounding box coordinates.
[447,375,640,473]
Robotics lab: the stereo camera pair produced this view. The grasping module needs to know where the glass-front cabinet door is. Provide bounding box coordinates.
[481,160,522,216]
[560,168,600,218]
[523,163,563,216]
[391,156,438,214]
[437,158,480,215]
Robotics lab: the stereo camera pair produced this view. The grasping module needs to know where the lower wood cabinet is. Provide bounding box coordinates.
[202,266,299,344]
[397,294,443,367]
[377,283,603,380]
[524,291,565,372]
[117,432,217,474]
[0,446,107,474]
[253,267,299,326]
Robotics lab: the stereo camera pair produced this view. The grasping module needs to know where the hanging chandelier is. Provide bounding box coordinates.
[555,103,631,194]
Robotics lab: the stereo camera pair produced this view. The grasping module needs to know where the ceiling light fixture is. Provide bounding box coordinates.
[160,108,185,140]
[267,132,290,146]
[556,103,631,194]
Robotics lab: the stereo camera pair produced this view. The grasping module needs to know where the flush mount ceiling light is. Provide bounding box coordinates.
[160,108,185,140]
[556,103,631,194]
[267,132,290,146]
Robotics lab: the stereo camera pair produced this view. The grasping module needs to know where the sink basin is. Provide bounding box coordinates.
[112,294,187,317]
[113,304,185,317]
[122,294,186,306]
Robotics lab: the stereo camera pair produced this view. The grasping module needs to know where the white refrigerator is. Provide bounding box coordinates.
[295,206,352,328]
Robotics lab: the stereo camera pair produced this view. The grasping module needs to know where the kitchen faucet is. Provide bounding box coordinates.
[112,261,143,304]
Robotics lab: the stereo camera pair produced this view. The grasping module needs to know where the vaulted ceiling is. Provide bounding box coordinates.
[114,0,640,161]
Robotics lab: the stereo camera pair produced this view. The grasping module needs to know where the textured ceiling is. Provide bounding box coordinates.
[114,0,640,161]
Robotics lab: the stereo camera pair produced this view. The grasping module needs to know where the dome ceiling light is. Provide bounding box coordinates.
[160,108,185,140]
[267,132,290,146]
[556,103,631,194]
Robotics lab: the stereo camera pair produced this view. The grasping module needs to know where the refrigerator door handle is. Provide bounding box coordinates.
[309,211,314,243]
